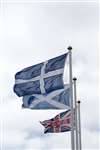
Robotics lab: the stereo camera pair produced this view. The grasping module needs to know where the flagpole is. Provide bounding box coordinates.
[73,78,78,150]
[68,46,75,150]
[77,100,82,150]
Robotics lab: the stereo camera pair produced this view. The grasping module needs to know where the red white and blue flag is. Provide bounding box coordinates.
[40,110,71,133]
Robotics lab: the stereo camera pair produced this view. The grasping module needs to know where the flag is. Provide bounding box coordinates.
[14,53,68,97]
[22,84,70,109]
[40,110,71,133]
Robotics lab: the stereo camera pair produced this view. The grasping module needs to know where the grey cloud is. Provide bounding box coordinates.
[0,2,99,149]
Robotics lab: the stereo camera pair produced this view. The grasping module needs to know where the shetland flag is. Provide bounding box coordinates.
[14,53,68,97]
[14,53,70,109]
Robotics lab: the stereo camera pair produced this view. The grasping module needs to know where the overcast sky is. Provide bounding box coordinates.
[0,0,99,150]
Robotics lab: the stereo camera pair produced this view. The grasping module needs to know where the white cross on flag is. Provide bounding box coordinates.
[14,53,70,109]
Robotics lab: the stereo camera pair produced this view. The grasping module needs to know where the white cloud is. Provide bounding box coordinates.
[3,130,27,150]
[1,99,70,149]
[24,133,71,150]
[82,129,99,149]
[1,98,99,149]
[0,2,99,150]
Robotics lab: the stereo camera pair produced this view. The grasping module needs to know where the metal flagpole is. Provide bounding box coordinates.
[73,78,79,150]
[68,46,75,150]
[77,101,82,150]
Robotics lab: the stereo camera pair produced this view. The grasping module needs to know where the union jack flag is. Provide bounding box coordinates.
[40,110,71,133]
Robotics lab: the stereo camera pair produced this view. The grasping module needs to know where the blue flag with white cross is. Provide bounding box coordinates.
[22,84,70,109]
[14,53,70,109]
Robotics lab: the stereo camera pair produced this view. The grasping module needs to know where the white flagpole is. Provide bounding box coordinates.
[68,46,75,150]
[77,100,82,150]
[73,78,78,150]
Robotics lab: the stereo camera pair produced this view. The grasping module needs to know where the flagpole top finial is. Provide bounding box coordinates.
[78,100,81,104]
[73,77,77,81]
[67,46,72,50]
